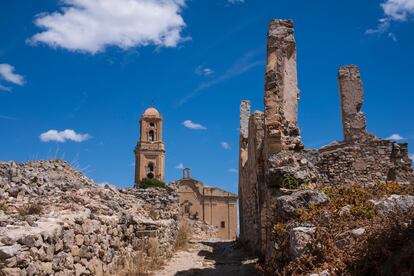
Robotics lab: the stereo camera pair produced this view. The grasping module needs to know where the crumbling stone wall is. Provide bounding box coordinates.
[239,111,266,254]
[0,160,179,276]
[238,19,414,260]
[316,137,413,185]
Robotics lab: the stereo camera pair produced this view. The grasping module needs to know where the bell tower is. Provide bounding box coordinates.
[134,107,165,185]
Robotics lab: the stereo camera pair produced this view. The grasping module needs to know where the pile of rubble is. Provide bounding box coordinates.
[0,160,180,276]
[185,219,217,241]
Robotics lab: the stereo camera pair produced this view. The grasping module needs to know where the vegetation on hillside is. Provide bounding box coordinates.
[139,177,167,189]
[268,182,414,275]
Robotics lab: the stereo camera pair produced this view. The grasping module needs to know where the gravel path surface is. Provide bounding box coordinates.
[156,240,260,276]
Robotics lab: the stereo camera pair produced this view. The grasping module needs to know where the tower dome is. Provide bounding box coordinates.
[143,107,161,118]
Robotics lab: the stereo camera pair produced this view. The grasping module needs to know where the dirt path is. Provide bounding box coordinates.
[156,240,260,276]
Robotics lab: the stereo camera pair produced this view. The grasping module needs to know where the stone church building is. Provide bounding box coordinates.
[173,169,238,240]
[134,107,238,240]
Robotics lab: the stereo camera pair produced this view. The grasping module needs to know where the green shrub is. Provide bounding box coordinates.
[139,178,166,189]
[281,175,299,189]
[351,205,375,219]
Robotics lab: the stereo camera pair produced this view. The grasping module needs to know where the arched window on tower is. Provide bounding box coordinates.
[147,162,155,178]
[147,162,154,173]
[148,130,155,142]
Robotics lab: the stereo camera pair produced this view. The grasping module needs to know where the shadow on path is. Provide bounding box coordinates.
[175,240,260,276]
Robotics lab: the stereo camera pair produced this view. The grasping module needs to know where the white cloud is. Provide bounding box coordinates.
[388,32,398,41]
[175,163,184,169]
[367,0,414,36]
[182,120,207,130]
[387,133,405,140]
[195,65,214,76]
[382,0,414,21]
[29,0,187,54]
[0,84,11,92]
[227,168,238,173]
[179,48,264,105]
[40,129,91,143]
[409,153,414,160]
[228,0,244,4]
[366,18,391,34]
[0,115,17,120]
[0,64,25,86]
[221,142,230,150]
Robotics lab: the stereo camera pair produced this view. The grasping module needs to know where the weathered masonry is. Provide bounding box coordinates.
[238,19,414,257]
[173,169,238,240]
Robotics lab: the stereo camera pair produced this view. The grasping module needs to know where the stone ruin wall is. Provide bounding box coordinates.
[0,160,180,276]
[238,19,414,258]
[314,64,413,186]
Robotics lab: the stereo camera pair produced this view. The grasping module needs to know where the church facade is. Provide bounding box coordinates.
[173,169,238,240]
[134,107,238,240]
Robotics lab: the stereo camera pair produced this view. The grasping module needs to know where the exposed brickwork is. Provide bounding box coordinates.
[316,137,413,185]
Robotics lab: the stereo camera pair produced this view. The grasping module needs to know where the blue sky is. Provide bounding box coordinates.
[1,0,413,193]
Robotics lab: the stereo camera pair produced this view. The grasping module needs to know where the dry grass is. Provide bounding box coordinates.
[0,201,8,213]
[17,202,42,217]
[268,182,414,275]
[122,251,150,276]
[175,219,192,250]
[147,237,164,269]
[123,238,164,276]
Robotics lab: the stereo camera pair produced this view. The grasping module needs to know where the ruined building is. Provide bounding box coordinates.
[134,108,237,239]
[134,107,165,184]
[238,19,414,256]
[173,168,238,240]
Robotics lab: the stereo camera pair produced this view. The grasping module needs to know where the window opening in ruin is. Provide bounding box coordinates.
[184,204,190,214]
[150,122,155,127]
[221,221,225,228]
[148,130,155,141]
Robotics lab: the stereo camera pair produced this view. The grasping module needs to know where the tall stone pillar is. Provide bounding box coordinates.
[239,100,251,167]
[338,65,367,142]
[238,100,250,241]
[264,19,303,156]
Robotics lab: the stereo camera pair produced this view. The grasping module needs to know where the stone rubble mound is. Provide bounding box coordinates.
[0,160,179,276]
[185,219,218,241]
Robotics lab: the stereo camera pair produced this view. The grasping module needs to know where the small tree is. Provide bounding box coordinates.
[139,177,166,189]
